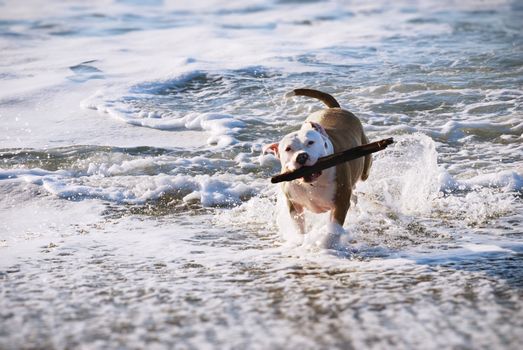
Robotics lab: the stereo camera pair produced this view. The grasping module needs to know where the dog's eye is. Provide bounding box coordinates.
[285,146,292,152]
[307,141,315,146]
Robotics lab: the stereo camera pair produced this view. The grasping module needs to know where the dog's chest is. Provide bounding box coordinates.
[284,169,336,213]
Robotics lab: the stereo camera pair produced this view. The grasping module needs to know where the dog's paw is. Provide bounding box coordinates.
[317,232,341,250]
[309,222,346,250]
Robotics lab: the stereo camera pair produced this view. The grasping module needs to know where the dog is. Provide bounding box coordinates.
[264,89,372,237]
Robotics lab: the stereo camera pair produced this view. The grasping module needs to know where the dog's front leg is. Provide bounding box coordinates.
[331,203,349,227]
[287,199,305,234]
[331,180,352,227]
[324,202,349,249]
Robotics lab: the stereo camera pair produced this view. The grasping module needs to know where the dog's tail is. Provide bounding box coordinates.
[288,88,340,108]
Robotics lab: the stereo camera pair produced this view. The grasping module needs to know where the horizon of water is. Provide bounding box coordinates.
[1,0,522,349]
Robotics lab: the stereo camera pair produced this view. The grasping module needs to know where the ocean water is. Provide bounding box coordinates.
[1,0,522,349]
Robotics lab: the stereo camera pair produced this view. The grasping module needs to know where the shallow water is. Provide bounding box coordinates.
[1,0,522,349]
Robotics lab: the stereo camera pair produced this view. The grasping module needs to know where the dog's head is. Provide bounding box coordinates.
[264,122,334,182]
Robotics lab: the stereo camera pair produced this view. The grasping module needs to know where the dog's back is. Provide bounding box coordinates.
[295,89,372,184]
[306,109,370,186]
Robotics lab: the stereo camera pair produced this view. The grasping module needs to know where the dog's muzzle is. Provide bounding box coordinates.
[296,152,309,165]
[295,152,321,182]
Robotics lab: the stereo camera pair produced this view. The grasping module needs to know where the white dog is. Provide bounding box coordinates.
[264,89,372,237]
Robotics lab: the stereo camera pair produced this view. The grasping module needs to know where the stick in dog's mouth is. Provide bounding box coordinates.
[270,138,394,184]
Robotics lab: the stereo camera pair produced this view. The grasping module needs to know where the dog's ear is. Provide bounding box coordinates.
[306,121,328,138]
[263,143,279,158]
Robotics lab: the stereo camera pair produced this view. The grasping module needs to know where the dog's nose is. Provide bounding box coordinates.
[296,152,309,165]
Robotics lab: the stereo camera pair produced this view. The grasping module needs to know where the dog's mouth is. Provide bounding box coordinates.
[302,171,322,183]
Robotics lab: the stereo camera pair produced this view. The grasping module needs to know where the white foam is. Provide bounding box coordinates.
[0,165,260,208]
[437,119,522,141]
[454,170,523,192]
[357,133,443,215]
[0,168,70,180]
[39,173,259,207]
[85,155,235,177]
[462,243,511,253]
[82,88,245,148]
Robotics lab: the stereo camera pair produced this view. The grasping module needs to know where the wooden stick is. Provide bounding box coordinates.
[271,138,394,184]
